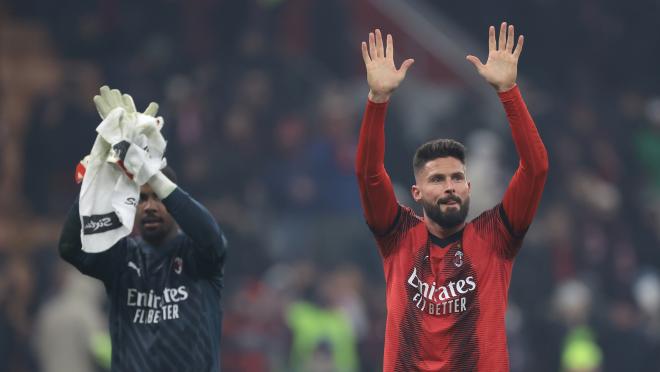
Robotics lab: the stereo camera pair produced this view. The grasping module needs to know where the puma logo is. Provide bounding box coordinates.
[128,261,141,277]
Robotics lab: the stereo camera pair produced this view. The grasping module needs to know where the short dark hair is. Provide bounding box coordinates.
[413,139,466,174]
[161,166,178,184]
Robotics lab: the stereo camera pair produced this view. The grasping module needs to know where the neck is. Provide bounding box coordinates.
[424,215,465,239]
[144,228,178,247]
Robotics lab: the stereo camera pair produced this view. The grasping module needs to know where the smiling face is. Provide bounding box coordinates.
[412,156,471,229]
[136,184,177,246]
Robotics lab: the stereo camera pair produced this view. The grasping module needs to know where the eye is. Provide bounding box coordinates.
[452,174,465,182]
[139,194,147,203]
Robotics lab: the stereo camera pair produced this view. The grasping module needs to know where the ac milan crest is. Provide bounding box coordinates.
[173,257,183,274]
[453,250,464,268]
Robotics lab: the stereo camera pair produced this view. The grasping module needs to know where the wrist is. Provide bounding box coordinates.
[368,90,391,103]
[495,82,516,93]
[147,171,177,200]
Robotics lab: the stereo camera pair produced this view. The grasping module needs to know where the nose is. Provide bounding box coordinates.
[143,197,158,212]
[443,179,456,194]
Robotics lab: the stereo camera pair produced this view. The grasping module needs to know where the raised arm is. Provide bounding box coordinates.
[467,22,548,235]
[59,85,157,280]
[59,199,120,281]
[356,29,414,235]
[149,173,227,277]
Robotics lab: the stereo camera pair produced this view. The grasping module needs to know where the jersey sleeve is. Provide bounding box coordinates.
[355,99,400,237]
[372,205,423,259]
[471,203,525,259]
[59,200,124,283]
[162,188,227,279]
[498,86,548,251]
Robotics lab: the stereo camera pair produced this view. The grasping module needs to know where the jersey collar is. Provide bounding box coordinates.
[428,228,464,248]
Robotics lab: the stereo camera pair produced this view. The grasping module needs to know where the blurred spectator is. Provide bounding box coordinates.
[22,63,101,216]
[285,268,359,372]
[34,265,109,372]
[0,255,37,372]
[554,280,602,372]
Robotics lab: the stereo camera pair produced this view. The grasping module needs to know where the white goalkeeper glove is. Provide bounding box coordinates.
[93,85,159,120]
[92,86,170,190]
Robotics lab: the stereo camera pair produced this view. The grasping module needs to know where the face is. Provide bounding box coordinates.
[136,184,177,245]
[412,157,471,229]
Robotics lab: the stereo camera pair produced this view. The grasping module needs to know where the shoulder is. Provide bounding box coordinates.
[470,203,523,238]
[467,203,525,259]
[374,204,423,238]
[469,204,501,228]
[374,205,425,260]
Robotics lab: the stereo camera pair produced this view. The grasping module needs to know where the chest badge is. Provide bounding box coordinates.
[453,250,464,268]
[173,257,183,275]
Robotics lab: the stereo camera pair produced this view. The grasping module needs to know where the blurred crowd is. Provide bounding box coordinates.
[1,0,660,371]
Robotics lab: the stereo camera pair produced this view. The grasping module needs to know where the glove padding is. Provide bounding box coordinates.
[100,107,167,186]
[93,86,166,185]
[94,85,159,119]
[76,86,167,186]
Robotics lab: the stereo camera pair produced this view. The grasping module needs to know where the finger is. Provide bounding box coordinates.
[466,55,485,71]
[488,26,496,53]
[99,85,110,97]
[513,35,524,58]
[143,102,159,117]
[398,58,415,77]
[99,85,111,106]
[369,32,377,60]
[506,25,514,52]
[375,29,384,58]
[386,34,394,62]
[110,89,123,109]
[498,22,507,50]
[122,94,137,113]
[361,41,371,65]
[93,95,109,119]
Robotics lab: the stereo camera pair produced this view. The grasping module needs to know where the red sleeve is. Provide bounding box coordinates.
[498,85,549,236]
[355,99,400,235]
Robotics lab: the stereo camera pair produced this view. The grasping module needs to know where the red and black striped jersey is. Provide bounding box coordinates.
[376,203,521,371]
[356,86,548,371]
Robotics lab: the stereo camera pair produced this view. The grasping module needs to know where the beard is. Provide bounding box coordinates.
[138,213,174,245]
[421,194,470,229]
[140,225,167,245]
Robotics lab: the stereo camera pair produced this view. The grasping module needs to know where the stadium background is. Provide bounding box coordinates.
[1,0,660,371]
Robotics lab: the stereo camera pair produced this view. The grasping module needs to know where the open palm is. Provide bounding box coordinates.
[362,29,414,103]
[467,22,524,92]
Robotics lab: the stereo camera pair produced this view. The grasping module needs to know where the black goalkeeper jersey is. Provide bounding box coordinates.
[60,188,227,372]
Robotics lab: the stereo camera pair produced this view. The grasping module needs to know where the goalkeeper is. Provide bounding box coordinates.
[59,86,227,372]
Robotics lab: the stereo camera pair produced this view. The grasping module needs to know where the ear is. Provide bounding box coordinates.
[411,184,422,202]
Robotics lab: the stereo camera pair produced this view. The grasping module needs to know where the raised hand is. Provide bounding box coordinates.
[466,22,524,92]
[362,29,414,103]
[93,85,159,120]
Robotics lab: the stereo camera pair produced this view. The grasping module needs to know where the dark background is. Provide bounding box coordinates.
[1,0,659,371]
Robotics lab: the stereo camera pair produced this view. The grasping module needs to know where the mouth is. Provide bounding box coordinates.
[142,216,163,229]
[438,197,461,207]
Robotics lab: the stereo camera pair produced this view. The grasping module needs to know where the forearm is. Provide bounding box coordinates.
[498,85,548,175]
[355,99,400,234]
[59,201,83,260]
[162,188,226,259]
[499,86,548,232]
